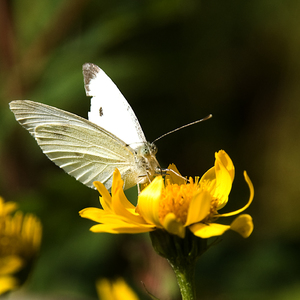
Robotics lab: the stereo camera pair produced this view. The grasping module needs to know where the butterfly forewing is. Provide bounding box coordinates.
[83,63,147,147]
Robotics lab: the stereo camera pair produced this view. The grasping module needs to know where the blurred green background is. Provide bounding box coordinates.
[1,0,300,299]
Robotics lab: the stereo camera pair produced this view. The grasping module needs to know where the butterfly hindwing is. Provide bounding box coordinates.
[9,100,140,190]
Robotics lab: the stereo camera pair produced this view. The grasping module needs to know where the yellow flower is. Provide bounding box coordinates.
[0,255,23,295]
[96,278,139,300]
[0,196,18,217]
[80,150,254,239]
[0,197,42,295]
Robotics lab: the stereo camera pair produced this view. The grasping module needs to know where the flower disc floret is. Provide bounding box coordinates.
[158,179,197,226]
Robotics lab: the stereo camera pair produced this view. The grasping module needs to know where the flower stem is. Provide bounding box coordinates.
[169,257,196,300]
[150,230,208,300]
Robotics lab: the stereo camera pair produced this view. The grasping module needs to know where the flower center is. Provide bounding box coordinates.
[158,179,199,226]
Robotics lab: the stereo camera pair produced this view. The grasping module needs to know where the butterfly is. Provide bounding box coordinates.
[9,63,161,190]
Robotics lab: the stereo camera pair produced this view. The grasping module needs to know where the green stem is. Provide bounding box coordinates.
[150,230,208,300]
[169,258,196,300]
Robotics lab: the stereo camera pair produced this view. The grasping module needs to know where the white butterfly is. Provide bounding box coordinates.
[9,63,161,190]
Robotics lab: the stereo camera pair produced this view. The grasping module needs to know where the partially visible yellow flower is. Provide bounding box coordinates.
[80,150,254,239]
[0,196,18,217]
[0,197,42,295]
[0,255,23,295]
[96,278,139,300]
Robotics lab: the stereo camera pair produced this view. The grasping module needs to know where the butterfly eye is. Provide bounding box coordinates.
[141,147,150,157]
[150,143,158,155]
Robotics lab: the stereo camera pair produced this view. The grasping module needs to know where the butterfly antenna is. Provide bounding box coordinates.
[153,114,212,143]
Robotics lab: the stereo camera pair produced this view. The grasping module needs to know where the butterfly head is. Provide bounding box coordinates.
[133,142,160,184]
[138,142,157,157]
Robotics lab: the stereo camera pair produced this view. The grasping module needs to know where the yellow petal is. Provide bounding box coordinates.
[93,170,145,224]
[230,214,253,238]
[0,256,23,276]
[216,150,235,181]
[111,169,125,196]
[93,181,113,212]
[214,151,234,209]
[185,190,211,226]
[80,205,150,226]
[79,207,107,222]
[96,278,113,300]
[93,169,125,213]
[0,276,18,295]
[166,164,186,185]
[200,166,216,184]
[0,197,18,216]
[107,185,147,224]
[113,187,138,215]
[96,278,139,300]
[189,222,230,238]
[137,176,163,227]
[162,213,186,238]
[111,278,139,300]
[21,214,42,250]
[90,222,155,234]
[93,181,112,202]
[82,169,156,233]
[218,171,254,217]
